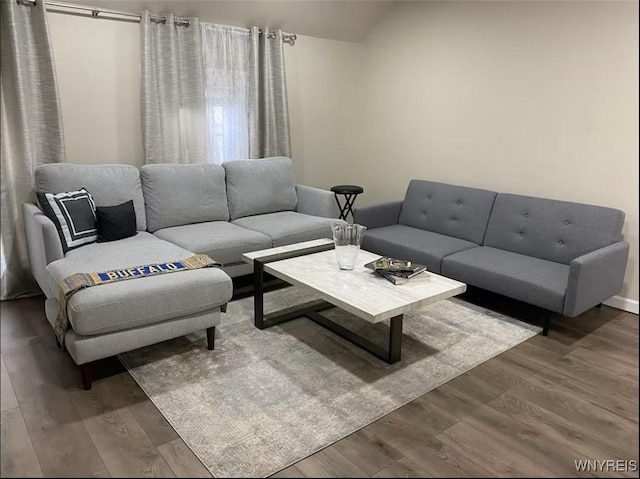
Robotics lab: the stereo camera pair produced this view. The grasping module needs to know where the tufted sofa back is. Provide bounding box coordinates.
[398,180,497,244]
[484,194,625,264]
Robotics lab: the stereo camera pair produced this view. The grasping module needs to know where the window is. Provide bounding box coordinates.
[202,25,250,164]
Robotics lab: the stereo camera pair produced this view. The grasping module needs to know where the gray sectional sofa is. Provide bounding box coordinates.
[24,156,343,389]
[140,158,341,278]
[354,180,629,335]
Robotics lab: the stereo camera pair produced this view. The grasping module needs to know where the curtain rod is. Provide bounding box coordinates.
[21,0,297,44]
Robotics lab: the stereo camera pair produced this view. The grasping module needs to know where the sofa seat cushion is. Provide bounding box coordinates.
[361,224,478,274]
[441,246,569,313]
[154,221,272,266]
[232,211,341,247]
[46,232,232,336]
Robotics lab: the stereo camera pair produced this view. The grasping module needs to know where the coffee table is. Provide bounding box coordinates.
[242,239,466,364]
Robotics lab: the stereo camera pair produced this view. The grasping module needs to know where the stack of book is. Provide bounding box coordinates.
[365,257,428,285]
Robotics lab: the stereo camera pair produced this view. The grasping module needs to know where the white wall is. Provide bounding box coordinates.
[357,1,639,302]
[48,13,143,167]
[286,35,362,187]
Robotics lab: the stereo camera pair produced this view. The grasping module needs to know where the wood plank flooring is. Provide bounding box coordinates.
[1,294,638,477]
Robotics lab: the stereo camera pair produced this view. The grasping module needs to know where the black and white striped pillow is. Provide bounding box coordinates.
[37,188,98,253]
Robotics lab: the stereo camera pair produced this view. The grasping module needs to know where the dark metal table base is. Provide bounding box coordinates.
[333,193,360,221]
[253,243,403,364]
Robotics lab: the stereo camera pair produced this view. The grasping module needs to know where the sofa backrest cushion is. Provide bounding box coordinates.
[35,163,147,231]
[398,180,497,244]
[140,164,229,232]
[223,156,298,220]
[484,193,625,264]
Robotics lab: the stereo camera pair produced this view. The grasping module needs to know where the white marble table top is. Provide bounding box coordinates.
[242,240,466,323]
[242,238,334,261]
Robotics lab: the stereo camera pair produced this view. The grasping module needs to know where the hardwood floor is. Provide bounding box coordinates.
[1,294,638,477]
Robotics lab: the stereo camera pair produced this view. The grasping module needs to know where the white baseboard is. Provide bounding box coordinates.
[603,296,639,315]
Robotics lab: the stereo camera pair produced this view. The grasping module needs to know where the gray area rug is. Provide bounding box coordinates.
[119,286,540,478]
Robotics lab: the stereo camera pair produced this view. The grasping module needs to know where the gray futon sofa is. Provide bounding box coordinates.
[24,156,343,389]
[354,180,629,335]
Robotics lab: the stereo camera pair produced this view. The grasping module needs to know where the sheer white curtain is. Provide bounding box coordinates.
[142,15,290,165]
[201,24,250,164]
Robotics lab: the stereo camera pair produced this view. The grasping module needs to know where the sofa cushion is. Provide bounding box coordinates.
[441,246,569,313]
[223,157,298,220]
[35,163,147,231]
[154,222,272,266]
[141,164,229,232]
[232,211,340,247]
[484,194,625,265]
[46,232,232,336]
[398,180,497,244]
[36,188,98,253]
[361,224,479,274]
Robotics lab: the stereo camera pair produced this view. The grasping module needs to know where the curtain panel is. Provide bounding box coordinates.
[248,27,291,159]
[201,24,250,164]
[141,14,291,165]
[1,0,66,300]
[141,10,208,164]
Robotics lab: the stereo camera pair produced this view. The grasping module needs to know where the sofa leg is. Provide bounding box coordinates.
[80,363,93,391]
[206,327,215,350]
[542,313,551,337]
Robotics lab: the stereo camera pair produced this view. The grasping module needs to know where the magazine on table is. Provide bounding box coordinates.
[377,270,410,285]
[365,257,428,284]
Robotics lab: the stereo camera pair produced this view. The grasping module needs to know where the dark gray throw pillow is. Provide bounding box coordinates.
[37,188,97,253]
[96,200,137,242]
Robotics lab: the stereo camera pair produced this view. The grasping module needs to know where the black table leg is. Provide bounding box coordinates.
[252,245,403,364]
[253,243,335,330]
[253,259,265,329]
[333,193,360,221]
[306,311,403,363]
[388,315,403,363]
[333,193,348,220]
[344,193,358,219]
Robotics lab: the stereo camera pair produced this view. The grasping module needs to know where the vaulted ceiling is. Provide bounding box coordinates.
[58,0,396,42]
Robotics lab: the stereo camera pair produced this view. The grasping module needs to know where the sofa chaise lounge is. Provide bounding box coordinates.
[354,179,629,335]
[24,156,343,389]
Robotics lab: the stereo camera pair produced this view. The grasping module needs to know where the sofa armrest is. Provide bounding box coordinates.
[23,203,63,298]
[353,201,403,229]
[564,241,629,317]
[295,185,340,218]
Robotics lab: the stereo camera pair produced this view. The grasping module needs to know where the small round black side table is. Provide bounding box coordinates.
[331,185,364,222]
